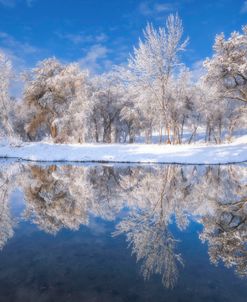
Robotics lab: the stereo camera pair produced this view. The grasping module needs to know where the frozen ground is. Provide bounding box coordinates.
[0,135,246,164]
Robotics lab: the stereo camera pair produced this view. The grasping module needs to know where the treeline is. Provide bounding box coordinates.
[0,14,246,144]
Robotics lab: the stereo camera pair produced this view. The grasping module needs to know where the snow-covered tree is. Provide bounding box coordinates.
[168,69,200,144]
[0,51,15,142]
[203,26,247,140]
[204,26,247,104]
[1,18,247,145]
[123,14,188,143]
[23,58,89,142]
[89,72,126,143]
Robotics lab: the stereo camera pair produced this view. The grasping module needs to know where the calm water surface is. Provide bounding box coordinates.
[0,161,246,302]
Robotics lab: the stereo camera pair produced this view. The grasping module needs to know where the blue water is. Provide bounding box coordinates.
[0,162,246,301]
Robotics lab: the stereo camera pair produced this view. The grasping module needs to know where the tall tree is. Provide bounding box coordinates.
[124,14,188,143]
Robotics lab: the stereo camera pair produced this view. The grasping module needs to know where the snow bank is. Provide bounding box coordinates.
[0,136,246,164]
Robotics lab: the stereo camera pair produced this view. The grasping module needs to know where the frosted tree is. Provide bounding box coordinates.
[168,69,200,144]
[196,82,224,143]
[204,26,247,104]
[119,94,141,143]
[90,72,126,143]
[124,14,188,143]
[0,51,16,143]
[51,65,91,143]
[203,26,247,139]
[197,77,243,143]
[23,58,89,142]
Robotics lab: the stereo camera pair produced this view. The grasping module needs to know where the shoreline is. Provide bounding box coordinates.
[0,139,246,165]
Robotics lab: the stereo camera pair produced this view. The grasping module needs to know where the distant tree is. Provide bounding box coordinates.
[90,72,126,143]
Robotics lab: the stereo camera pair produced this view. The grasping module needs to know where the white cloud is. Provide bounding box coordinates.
[191,59,206,82]
[139,2,153,15]
[0,31,42,96]
[61,33,86,44]
[0,31,39,55]
[139,1,174,16]
[78,44,111,73]
[95,33,108,43]
[56,31,108,45]
[240,0,247,13]
[154,3,173,13]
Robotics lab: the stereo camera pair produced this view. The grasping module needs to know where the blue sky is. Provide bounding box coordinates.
[0,0,247,75]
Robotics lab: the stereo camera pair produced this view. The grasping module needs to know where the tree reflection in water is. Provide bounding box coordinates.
[0,162,246,288]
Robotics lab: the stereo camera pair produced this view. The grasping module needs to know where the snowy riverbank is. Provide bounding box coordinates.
[0,136,246,164]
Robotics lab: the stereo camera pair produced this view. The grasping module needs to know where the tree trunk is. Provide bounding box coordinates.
[208,126,212,142]
[218,119,222,144]
[159,123,163,144]
[103,122,112,143]
[166,126,171,144]
[50,124,57,138]
[180,116,185,143]
[205,122,209,142]
[188,126,198,144]
[93,117,99,142]
[129,136,134,143]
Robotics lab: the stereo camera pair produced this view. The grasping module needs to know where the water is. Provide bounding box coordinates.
[0,161,246,302]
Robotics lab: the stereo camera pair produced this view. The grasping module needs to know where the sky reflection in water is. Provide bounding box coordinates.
[0,162,246,302]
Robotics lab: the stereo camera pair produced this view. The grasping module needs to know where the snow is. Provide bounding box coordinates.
[0,135,246,164]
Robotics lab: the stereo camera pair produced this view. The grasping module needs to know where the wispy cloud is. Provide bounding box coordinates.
[0,31,42,96]
[78,44,112,74]
[0,0,36,7]
[240,0,247,13]
[0,31,42,75]
[139,1,174,17]
[0,0,16,7]
[0,31,39,55]
[25,0,36,7]
[56,31,108,45]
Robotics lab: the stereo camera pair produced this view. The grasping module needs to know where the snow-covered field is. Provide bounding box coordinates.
[0,135,246,164]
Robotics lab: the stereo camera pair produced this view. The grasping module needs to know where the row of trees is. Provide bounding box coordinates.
[0,14,246,144]
[1,162,246,287]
